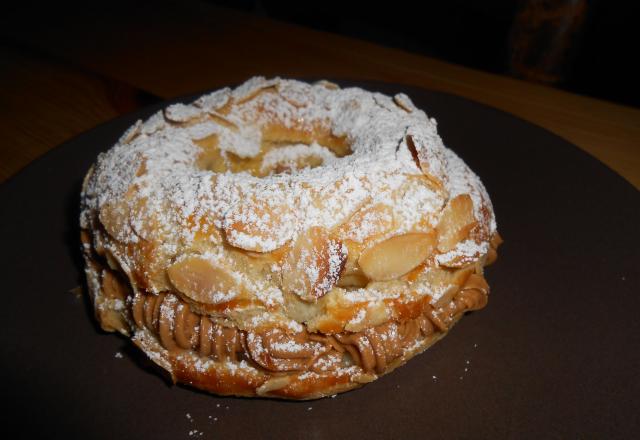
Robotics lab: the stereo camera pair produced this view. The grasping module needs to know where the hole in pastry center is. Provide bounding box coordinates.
[257,142,340,176]
[195,132,353,177]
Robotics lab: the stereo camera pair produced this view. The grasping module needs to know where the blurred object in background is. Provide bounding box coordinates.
[2,0,637,108]
[508,0,587,85]
[211,0,638,108]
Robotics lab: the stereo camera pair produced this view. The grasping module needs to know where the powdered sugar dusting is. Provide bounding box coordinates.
[436,239,489,267]
[194,87,230,112]
[260,142,337,173]
[81,76,496,312]
[164,103,201,123]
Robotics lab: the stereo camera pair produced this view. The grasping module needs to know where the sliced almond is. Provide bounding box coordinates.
[127,197,159,242]
[336,241,367,287]
[98,201,131,242]
[163,103,202,123]
[167,256,239,304]
[393,93,416,113]
[372,93,396,111]
[223,199,295,252]
[182,194,224,251]
[232,76,279,104]
[207,112,238,130]
[141,111,166,135]
[337,203,395,243]
[193,88,231,112]
[436,194,477,252]
[341,240,363,274]
[419,267,473,307]
[314,79,340,90]
[436,240,487,268]
[282,227,347,302]
[405,132,448,190]
[358,232,436,281]
[278,81,312,108]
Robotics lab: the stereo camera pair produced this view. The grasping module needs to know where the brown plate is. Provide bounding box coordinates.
[1,81,638,439]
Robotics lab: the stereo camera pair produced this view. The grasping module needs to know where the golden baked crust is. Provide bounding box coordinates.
[80,77,501,399]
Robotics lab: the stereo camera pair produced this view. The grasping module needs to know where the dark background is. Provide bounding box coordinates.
[211,0,640,108]
[3,0,638,108]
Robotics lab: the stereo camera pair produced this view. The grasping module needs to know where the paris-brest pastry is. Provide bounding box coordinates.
[80,77,501,399]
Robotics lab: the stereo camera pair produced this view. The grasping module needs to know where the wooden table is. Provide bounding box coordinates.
[1,1,639,189]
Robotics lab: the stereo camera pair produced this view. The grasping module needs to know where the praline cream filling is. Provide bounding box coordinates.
[98,258,491,376]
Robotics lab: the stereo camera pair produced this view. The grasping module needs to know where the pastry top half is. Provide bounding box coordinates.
[80,77,500,399]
